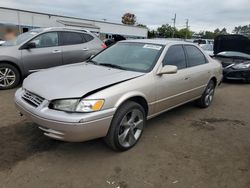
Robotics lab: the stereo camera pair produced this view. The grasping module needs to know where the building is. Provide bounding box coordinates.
[0,7,148,40]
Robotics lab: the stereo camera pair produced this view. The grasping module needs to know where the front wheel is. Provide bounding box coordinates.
[196,80,216,108]
[0,64,20,90]
[105,101,146,151]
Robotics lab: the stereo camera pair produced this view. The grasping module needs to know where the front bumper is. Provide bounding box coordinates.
[15,88,116,142]
[223,68,250,81]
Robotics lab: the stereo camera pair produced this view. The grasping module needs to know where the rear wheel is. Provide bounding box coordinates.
[196,80,215,108]
[0,63,20,90]
[105,101,146,151]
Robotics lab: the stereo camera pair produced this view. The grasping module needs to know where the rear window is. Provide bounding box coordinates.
[184,45,207,67]
[61,32,85,45]
[82,33,94,42]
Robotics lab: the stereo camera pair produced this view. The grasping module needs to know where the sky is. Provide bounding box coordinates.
[1,0,250,33]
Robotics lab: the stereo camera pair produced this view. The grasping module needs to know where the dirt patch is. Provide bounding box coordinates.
[0,120,61,171]
[190,118,245,130]
[202,118,245,126]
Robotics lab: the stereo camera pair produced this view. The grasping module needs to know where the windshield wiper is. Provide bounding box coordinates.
[98,63,127,70]
[86,59,98,64]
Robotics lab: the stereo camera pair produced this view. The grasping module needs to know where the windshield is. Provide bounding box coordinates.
[2,31,40,46]
[91,42,163,72]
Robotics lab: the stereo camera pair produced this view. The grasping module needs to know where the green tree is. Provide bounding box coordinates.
[157,24,174,38]
[233,24,250,37]
[203,31,216,39]
[177,28,193,39]
[121,13,136,25]
[148,30,156,38]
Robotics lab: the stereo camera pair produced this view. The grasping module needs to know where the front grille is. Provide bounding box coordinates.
[22,90,44,107]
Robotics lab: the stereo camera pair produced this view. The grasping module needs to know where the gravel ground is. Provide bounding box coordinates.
[0,83,249,188]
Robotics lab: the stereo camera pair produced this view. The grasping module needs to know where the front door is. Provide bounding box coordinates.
[21,32,62,75]
[154,45,193,114]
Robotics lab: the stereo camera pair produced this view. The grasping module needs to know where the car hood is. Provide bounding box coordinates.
[214,34,250,55]
[23,63,144,100]
[0,45,17,54]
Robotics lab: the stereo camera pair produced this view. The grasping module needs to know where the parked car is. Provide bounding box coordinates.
[213,34,250,83]
[0,40,5,46]
[104,34,126,47]
[0,27,106,89]
[15,39,222,151]
[215,51,250,83]
[200,44,214,56]
[193,39,214,45]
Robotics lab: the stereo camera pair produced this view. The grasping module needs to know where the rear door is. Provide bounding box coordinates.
[21,32,62,74]
[183,45,211,98]
[60,31,93,65]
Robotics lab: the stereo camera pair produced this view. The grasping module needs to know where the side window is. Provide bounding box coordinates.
[163,45,186,69]
[30,32,58,48]
[61,32,85,45]
[184,45,207,67]
[82,33,94,42]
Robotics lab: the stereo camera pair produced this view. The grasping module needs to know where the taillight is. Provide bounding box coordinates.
[101,43,107,49]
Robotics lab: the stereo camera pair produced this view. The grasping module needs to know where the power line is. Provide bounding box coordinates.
[185,19,189,39]
[172,13,176,38]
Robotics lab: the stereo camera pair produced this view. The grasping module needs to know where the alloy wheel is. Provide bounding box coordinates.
[204,83,215,106]
[0,68,16,88]
[118,109,144,148]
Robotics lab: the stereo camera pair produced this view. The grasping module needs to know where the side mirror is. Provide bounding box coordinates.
[157,65,178,75]
[23,42,36,49]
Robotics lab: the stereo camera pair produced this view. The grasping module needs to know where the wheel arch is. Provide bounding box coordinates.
[115,92,149,116]
[210,76,217,86]
[0,60,22,79]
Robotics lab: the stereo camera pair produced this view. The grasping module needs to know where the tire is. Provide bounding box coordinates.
[105,101,146,151]
[0,63,20,90]
[196,80,216,108]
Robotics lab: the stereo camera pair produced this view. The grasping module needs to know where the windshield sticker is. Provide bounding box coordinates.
[143,44,162,50]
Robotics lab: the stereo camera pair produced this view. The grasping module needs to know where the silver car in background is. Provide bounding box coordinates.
[0,27,105,89]
[15,39,222,151]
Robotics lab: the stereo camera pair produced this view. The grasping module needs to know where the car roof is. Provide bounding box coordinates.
[31,27,92,34]
[120,39,193,46]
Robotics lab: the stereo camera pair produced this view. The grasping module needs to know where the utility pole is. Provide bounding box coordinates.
[185,19,189,39]
[172,13,176,38]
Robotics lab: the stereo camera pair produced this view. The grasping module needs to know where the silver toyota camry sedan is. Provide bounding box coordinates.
[15,39,223,151]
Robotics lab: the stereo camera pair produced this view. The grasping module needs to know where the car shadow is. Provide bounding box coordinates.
[0,101,196,171]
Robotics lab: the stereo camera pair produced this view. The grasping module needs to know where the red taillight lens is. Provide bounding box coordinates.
[101,43,107,49]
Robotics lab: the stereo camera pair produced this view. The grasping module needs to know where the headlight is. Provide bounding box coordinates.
[50,99,104,112]
[76,99,104,112]
[233,63,250,69]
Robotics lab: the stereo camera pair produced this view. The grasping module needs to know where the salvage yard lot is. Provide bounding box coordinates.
[0,83,249,188]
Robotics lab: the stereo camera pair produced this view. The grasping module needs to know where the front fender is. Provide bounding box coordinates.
[114,91,147,108]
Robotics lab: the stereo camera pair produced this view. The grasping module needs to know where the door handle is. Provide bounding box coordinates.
[52,50,61,53]
[82,48,89,51]
[184,77,191,80]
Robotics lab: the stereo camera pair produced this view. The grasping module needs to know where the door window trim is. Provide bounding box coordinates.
[183,44,208,68]
[162,44,188,70]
